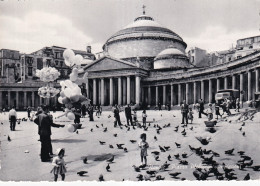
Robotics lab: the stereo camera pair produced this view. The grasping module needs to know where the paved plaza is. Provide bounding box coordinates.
[0,108,259,181]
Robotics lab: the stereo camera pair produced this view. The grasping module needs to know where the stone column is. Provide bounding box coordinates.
[193,81,197,104]
[122,78,127,105]
[148,86,151,107]
[178,84,181,105]
[39,97,42,106]
[101,78,104,106]
[209,79,212,103]
[171,84,174,106]
[127,76,130,104]
[155,86,158,106]
[93,79,97,105]
[118,77,122,105]
[163,85,166,106]
[24,91,27,108]
[232,75,236,89]
[85,78,89,98]
[185,83,189,104]
[217,78,220,91]
[110,78,113,105]
[8,91,11,108]
[201,80,204,100]
[54,95,57,106]
[32,91,35,108]
[248,71,252,101]
[135,76,141,105]
[98,79,101,105]
[240,73,244,102]
[0,91,2,110]
[224,76,228,89]
[16,91,19,109]
[256,68,259,92]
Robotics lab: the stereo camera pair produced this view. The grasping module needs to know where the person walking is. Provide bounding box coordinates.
[142,110,147,127]
[81,104,87,118]
[235,98,240,112]
[88,105,94,121]
[215,103,222,119]
[113,104,122,127]
[158,102,162,111]
[181,100,189,124]
[9,106,17,131]
[198,99,208,118]
[50,148,67,181]
[27,106,31,119]
[34,105,65,162]
[125,104,133,126]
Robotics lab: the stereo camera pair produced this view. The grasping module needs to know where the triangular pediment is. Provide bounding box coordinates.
[84,56,137,71]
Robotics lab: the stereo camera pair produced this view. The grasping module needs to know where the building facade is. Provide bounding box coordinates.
[81,13,260,107]
[0,46,95,110]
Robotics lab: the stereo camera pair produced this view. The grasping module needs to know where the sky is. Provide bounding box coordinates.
[0,0,260,54]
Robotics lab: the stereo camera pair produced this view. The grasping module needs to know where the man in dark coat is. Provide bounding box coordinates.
[199,99,208,118]
[158,102,162,111]
[181,100,189,124]
[27,106,31,119]
[34,105,64,162]
[125,104,133,126]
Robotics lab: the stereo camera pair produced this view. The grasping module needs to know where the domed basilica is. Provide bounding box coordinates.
[81,10,260,107]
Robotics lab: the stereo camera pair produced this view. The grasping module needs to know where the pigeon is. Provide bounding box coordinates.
[108,115,111,118]
[196,137,211,145]
[212,151,220,157]
[159,161,170,171]
[225,148,234,155]
[146,170,157,177]
[168,154,172,161]
[7,136,11,142]
[90,128,93,132]
[151,151,160,156]
[193,168,208,180]
[181,129,186,133]
[182,132,186,136]
[241,122,245,126]
[148,123,151,126]
[1,122,3,125]
[239,127,242,131]
[155,175,165,180]
[83,157,88,164]
[182,152,188,158]
[130,140,137,143]
[77,171,88,176]
[179,160,188,165]
[245,160,253,167]
[139,164,146,169]
[175,142,181,148]
[157,130,160,134]
[164,146,170,151]
[159,145,166,152]
[136,174,143,181]
[173,115,176,117]
[106,163,110,172]
[237,151,245,155]
[190,126,193,130]
[155,155,160,161]
[127,127,130,131]
[76,131,79,134]
[241,155,252,161]
[242,131,245,136]
[124,148,128,152]
[243,173,250,180]
[143,126,148,131]
[133,126,136,130]
[189,145,195,151]
[174,128,178,132]
[113,133,117,137]
[103,128,107,132]
[109,145,114,149]
[106,155,115,163]
[101,123,103,127]
[99,174,104,181]
[116,144,124,149]
[154,136,157,141]
[99,141,106,145]
[251,165,260,171]
[133,165,140,172]
[174,153,180,159]
[96,125,99,128]
[169,172,181,178]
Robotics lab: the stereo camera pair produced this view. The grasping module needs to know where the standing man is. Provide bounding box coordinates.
[199,99,207,118]
[158,102,162,111]
[34,105,64,162]
[181,100,189,124]
[114,104,122,127]
[125,104,133,126]
[9,106,17,131]
[27,106,31,119]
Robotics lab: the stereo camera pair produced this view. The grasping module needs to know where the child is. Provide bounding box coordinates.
[138,133,149,166]
[188,108,194,124]
[235,98,240,112]
[142,110,147,127]
[133,110,137,125]
[206,103,213,121]
[50,148,67,182]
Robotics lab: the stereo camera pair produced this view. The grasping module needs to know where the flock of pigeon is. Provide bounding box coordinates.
[72,109,259,181]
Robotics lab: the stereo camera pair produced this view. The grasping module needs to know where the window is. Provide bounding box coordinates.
[55,60,59,66]
[28,67,33,76]
[60,61,63,67]
[37,58,43,69]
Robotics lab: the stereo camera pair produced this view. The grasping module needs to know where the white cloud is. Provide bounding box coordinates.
[185,25,260,52]
[0,11,94,53]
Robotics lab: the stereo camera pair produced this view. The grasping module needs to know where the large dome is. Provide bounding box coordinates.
[103,14,187,69]
[154,46,189,69]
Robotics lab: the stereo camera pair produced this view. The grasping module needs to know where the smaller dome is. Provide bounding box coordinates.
[155,46,187,60]
[154,46,189,70]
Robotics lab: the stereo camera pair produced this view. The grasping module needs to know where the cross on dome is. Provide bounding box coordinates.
[142,5,146,15]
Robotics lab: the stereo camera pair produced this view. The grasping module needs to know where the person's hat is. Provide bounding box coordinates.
[56,148,65,155]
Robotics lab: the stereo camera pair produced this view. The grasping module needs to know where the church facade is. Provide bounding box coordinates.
[81,13,260,107]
